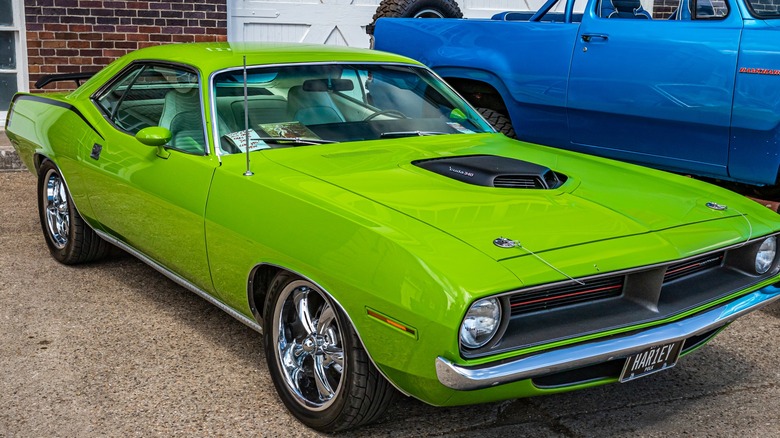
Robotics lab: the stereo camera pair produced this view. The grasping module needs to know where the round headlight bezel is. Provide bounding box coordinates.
[459,297,502,349]
[755,236,777,275]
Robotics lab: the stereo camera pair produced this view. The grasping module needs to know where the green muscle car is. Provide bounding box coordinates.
[5,42,780,432]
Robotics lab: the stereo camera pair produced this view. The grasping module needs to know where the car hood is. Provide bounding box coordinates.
[264,134,741,261]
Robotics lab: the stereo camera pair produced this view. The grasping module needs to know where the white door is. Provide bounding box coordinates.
[227,0,555,48]
[229,0,382,48]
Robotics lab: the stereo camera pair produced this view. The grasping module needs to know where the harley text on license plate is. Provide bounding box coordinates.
[619,340,683,383]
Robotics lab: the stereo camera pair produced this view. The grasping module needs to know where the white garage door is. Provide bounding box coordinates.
[227,0,551,49]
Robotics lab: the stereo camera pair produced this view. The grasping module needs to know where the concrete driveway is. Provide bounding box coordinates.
[1,170,779,437]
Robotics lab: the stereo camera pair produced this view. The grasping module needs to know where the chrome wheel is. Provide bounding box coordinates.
[272,279,345,410]
[42,169,70,249]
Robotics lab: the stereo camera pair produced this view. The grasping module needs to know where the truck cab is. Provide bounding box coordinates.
[373,0,780,196]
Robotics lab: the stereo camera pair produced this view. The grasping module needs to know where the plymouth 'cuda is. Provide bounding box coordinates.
[5,43,780,432]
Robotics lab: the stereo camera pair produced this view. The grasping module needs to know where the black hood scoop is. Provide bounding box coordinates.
[413,155,566,189]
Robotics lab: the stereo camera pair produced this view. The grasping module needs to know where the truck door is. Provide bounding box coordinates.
[566,0,741,179]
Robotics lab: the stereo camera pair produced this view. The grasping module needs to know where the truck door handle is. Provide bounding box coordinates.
[582,34,609,42]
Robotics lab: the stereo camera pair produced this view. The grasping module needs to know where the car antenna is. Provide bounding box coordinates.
[242,55,253,177]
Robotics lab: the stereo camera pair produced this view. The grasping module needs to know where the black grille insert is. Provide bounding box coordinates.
[509,277,624,316]
[664,252,724,283]
[493,175,541,188]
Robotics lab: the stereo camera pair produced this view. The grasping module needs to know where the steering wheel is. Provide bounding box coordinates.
[364,110,407,121]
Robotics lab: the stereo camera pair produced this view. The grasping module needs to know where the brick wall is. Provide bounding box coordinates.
[25,0,228,91]
[652,0,679,18]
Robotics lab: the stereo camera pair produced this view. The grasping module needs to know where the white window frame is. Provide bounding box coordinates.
[0,0,28,128]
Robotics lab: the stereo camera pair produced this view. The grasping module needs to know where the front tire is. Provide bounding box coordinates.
[263,272,395,432]
[37,160,108,264]
[477,107,517,139]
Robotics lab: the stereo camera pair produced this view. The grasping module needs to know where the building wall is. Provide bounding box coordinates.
[25,0,228,91]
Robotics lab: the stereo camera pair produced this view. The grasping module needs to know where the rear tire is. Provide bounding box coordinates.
[263,272,395,432]
[367,0,463,35]
[37,160,108,264]
[477,107,516,139]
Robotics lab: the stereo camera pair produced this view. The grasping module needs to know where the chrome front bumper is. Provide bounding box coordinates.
[436,283,780,391]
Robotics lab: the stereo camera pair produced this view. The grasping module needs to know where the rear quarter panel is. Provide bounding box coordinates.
[5,95,104,224]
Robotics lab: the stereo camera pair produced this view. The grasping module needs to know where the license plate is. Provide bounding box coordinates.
[619,340,683,383]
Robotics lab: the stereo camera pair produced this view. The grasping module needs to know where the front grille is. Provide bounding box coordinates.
[664,252,724,283]
[465,238,777,359]
[493,175,541,189]
[509,277,624,316]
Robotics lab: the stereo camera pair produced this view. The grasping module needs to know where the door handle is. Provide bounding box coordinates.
[582,34,609,42]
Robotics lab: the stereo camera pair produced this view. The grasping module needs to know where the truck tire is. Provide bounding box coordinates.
[477,107,516,139]
[367,0,463,35]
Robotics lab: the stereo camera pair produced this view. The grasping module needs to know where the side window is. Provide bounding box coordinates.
[337,69,366,102]
[746,0,780,16]
[597,0,727,19]
[95,64,206,155]
[693,0,728,18]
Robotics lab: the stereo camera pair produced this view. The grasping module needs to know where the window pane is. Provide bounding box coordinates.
[746,0,780,17]
[98,64,206,155]
[0,0,12,26]
[695,0,729,18]
[0,31,15,69]
[0,72,18,110]
[96,66,143,119]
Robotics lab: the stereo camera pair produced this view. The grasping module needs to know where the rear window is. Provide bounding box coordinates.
[746,0,780,17]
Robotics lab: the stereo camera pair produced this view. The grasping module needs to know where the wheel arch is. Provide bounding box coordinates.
[246,262,415,398]
[436,68,515,120]
[444,76,509,116]
[33,152,50,173]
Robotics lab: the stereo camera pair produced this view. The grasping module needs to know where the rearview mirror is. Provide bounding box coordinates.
[302,78,354,92]
[136,127,172,146]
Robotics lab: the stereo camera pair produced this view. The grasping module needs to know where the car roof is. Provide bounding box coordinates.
[123,42,423,72]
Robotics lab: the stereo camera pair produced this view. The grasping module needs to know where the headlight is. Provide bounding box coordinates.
[459,298,501,349]
[755,236,777,274]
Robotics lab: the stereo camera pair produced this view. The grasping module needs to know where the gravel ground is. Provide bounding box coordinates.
[2,170,780,437]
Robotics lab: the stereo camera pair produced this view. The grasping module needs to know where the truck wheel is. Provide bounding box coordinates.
[367,0,463,35]
[478,108,516,139]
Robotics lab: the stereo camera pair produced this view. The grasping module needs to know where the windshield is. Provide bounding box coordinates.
[211,63,493,154]
[746,0,780,17]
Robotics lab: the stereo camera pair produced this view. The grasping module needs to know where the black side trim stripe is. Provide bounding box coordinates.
[11,94,105,141]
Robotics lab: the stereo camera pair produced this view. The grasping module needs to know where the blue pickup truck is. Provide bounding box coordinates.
[372,0,780,197]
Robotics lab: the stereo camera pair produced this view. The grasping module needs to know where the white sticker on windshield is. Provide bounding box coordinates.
[224,129,269,152]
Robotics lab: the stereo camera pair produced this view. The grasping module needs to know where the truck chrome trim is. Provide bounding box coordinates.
[436,283,780,390]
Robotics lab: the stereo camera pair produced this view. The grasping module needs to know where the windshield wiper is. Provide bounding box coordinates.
[254,136,336,145]
[379,131,449,139]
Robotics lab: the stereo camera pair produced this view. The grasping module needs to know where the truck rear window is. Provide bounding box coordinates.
[747,0,780,17]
